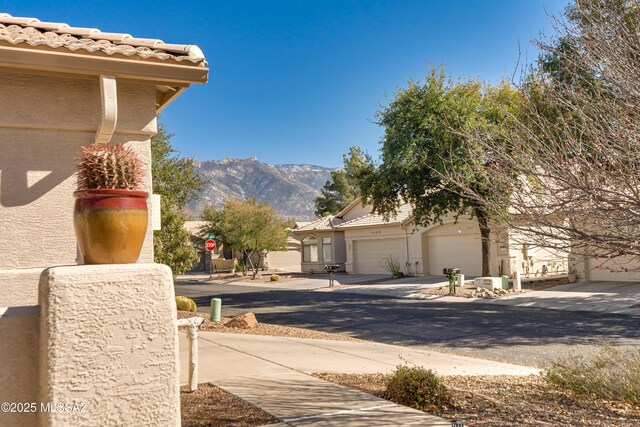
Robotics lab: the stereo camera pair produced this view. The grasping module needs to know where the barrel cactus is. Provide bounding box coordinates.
[76,142,141,190]
[176,296,197,312]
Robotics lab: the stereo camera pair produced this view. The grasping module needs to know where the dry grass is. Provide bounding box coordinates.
[181,383,279,427]
[313,373,640,426]
[545,345,640,404]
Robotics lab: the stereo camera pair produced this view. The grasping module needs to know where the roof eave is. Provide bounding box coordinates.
[336,221,402,230]
[0,44,209,86]
[335,197,364,218]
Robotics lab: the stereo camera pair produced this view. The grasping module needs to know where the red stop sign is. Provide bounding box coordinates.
[205,239,217,251]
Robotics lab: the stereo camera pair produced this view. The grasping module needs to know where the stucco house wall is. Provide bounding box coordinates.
[298,230,346,273]
[572,255,640,282]
[265,235,302,271]
[0,13,208,426]
[0,70,156,272]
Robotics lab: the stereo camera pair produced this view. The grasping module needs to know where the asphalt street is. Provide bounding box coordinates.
[174,280,640,367]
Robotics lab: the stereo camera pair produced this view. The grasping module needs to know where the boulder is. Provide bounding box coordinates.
[226,312,258,329]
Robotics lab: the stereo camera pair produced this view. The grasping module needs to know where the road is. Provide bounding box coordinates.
[174,279,640,367]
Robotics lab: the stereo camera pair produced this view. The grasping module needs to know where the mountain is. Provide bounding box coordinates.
[189,157,336,220]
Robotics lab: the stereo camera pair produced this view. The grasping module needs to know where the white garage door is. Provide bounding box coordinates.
[428,234,482,277]
[353,238,405,274]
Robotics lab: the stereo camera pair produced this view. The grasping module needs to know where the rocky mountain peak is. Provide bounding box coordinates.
[189,158,336,220]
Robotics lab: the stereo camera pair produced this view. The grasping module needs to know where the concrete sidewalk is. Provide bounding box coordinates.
[179,332,537,426]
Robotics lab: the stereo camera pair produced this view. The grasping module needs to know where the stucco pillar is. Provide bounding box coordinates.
[38,264,179,427]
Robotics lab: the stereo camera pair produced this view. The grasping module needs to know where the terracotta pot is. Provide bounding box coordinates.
[74,189,148,264]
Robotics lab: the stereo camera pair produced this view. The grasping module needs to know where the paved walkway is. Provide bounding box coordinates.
[180,332,537,426]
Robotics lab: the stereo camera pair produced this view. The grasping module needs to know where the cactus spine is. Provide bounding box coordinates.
[76,143,141,190]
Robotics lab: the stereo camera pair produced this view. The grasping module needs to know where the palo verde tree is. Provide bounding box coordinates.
[360,68,519,276]
[152,123,207,276]
[314,146,372,216]
[449,0,640,272]
[201,198,290,278]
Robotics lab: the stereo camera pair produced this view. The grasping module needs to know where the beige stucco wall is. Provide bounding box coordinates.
[0,70,157,272]
[0,70,163,423]
[0,268,43,306]
[573,255,640,282]
[265,235,302,271]
[0,70,158,308]
[38,264,180,427]
[0,306,39,427]
[298,231,346,273]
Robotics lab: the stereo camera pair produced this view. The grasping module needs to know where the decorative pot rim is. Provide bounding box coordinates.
[74,189,149,199]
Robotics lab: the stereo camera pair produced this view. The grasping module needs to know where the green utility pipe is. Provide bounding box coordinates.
[210,298,222,322]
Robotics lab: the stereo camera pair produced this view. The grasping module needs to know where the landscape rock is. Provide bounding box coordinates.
[226,312,258,329]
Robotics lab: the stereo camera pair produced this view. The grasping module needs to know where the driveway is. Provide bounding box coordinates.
[480,281,640,316]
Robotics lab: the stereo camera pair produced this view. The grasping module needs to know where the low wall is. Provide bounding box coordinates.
[38,263,180,426]
[0,268,43,306]
[0,306,39,427]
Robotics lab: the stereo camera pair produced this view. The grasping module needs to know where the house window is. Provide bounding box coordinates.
[322,237,332,263]
[302,236,318,262]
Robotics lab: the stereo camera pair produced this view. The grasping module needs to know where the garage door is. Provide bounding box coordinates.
[353,238,405,274]
[428,233,482,277]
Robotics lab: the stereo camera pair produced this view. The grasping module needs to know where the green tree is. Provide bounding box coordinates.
[151,123,206,208]
[360,68,519,276]
[153,199,198,275]
[201,199,290,278]
[152,123,207,276]
[314,146,372,216]
[455,0,640,267]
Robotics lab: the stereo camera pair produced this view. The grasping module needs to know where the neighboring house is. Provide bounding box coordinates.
[294,199,568,278]
[573,254,640,282]
[183,220,302,272]
[0,14,208,426]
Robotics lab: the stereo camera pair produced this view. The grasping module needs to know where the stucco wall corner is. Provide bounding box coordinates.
[38,263,179,427]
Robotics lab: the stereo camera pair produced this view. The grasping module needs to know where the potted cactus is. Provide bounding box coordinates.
[73,142,148,264]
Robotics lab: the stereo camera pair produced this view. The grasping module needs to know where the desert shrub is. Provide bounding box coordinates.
[383,365,451,414]
[381,255,403,278]
[176,296,197,313]
[545,344,640,404]
[270,274,280,282]
[234,261,244,274]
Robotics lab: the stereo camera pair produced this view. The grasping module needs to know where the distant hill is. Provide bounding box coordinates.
[189,157,336,220]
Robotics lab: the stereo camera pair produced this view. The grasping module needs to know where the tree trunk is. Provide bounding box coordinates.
[247,251,258,279]
[241,252,248,276]
[477,213,492,277]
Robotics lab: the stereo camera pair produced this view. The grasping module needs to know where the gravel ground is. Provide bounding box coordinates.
[417,277,569,298]
[205,271,306,284]
[181,383,279,427]
[313,373,640,426]
[178,310,363,342]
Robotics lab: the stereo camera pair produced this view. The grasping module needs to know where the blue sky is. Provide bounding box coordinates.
[4,0,569,167]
